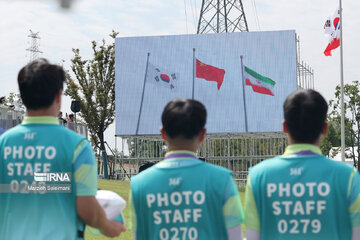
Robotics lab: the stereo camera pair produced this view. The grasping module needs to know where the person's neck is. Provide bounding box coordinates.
[27,108,57,117]
[288,138,320,147]
[167,145,197,153]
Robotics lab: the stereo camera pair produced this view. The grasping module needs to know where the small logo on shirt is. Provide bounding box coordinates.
[169,177,182,186]
[34,172,71,182]
[290,168,303,176]
[24,132,36,140]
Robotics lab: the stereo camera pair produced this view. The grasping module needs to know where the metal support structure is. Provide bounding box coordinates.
[197,0,249,34]
[26,30,43,62]
[296,35,314,89]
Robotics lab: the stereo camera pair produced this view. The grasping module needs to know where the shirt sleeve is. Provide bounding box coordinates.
[72,140,97,196]
[245,175,260,231]
[222,175,245,229]
[348,168,360,226]
[128,189,137,233]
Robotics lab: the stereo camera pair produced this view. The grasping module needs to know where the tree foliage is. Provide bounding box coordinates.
[7,92,24,110]
[65,31,118,154]
[320,116,352,157]
[323,81,360,169]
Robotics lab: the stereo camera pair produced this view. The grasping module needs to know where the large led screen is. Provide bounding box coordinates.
[115,31,297,135]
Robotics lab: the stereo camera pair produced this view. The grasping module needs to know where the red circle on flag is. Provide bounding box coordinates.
[160,74,170,83]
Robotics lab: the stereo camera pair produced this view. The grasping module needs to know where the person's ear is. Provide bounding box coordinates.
[160,127,168,142]
[322,122,328,135]
[55,89,62,105]
[199,128,206,143]
[282,120,288,134]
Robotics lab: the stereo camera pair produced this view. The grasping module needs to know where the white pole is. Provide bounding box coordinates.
[240,56,249,132]
[339,0,345,162]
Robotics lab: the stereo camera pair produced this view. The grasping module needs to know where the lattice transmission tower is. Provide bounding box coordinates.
[197,0,249,34]
[26,30,43,62]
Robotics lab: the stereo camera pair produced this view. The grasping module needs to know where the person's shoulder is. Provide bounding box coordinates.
[249,156,282,174]
[322,156,355,172]
[202,161,232,175]
[131,164,158,182]
[53,124,86,141]
[0,124,26,140]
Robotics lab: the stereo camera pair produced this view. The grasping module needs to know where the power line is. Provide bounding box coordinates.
[189,0,198,32]
[183,0,189,33]
[252,0,261,31]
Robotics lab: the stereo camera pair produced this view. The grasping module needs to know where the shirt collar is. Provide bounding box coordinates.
[283,144,322,156]
[157,150,199,168]
[22,116,59,125]
[164,150,197,160]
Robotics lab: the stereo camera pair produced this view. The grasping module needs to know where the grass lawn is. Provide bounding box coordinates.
[85,179,246,240]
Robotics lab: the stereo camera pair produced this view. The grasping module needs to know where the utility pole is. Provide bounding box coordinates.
[26,30,43,62]
[197,0,249,34]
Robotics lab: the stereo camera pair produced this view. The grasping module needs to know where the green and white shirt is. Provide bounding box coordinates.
[245,144,360,240]
[0,116,97,240]
[129,150,244,240]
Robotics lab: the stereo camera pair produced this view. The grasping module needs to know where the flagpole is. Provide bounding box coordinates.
[192,48,195,99]
[240,55,249,132]
[339,1,345,162]
[136,52,150,135]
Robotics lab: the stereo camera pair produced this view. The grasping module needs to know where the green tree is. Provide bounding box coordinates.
[329,81,360,169]
[6,92,24,110]
[65,31,118,179]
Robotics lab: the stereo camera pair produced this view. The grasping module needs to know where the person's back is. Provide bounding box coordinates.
[0,118,85,239]
[245,89,360,240]
[130,99,244,240]
[131,153,234,239]
[0,59,125,239]
[247,146,358,239]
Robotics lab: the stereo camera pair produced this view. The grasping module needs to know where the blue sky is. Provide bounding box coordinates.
[1,0,359,150]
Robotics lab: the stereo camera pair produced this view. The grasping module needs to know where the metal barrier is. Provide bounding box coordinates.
[0,106,24,130]
[110,133,289,185]
[61,121,88,138]
[0,106,88,138]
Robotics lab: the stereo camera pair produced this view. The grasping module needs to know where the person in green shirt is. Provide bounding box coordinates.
[129,99,244,240]
[245,89,360,240]
[0,59,125,239]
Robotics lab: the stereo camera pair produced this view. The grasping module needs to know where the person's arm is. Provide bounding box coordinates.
[348,168,360,240]
[73,140,125,237]
[244,175,261,240]
[246,228,260,240]
[222,175,244,240]
[128,189,137,240]
[352,226,360,240]
[227,225,243,240]
[77,196,126,237]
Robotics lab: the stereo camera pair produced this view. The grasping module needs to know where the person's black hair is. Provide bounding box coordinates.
[162,99,207,139]
[139,162,155,173]
[0,96,5,102]
[17,58,65,110]
[283,89,328,143]
[69,114,74,118]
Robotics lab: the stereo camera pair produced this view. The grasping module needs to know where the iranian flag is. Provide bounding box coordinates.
[244,66,275,96]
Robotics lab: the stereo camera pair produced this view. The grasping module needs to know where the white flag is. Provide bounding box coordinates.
[324,8,340,56]
[146,62,178,91]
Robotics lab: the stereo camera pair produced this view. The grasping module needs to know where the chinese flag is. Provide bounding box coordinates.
[196,59,225,90]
